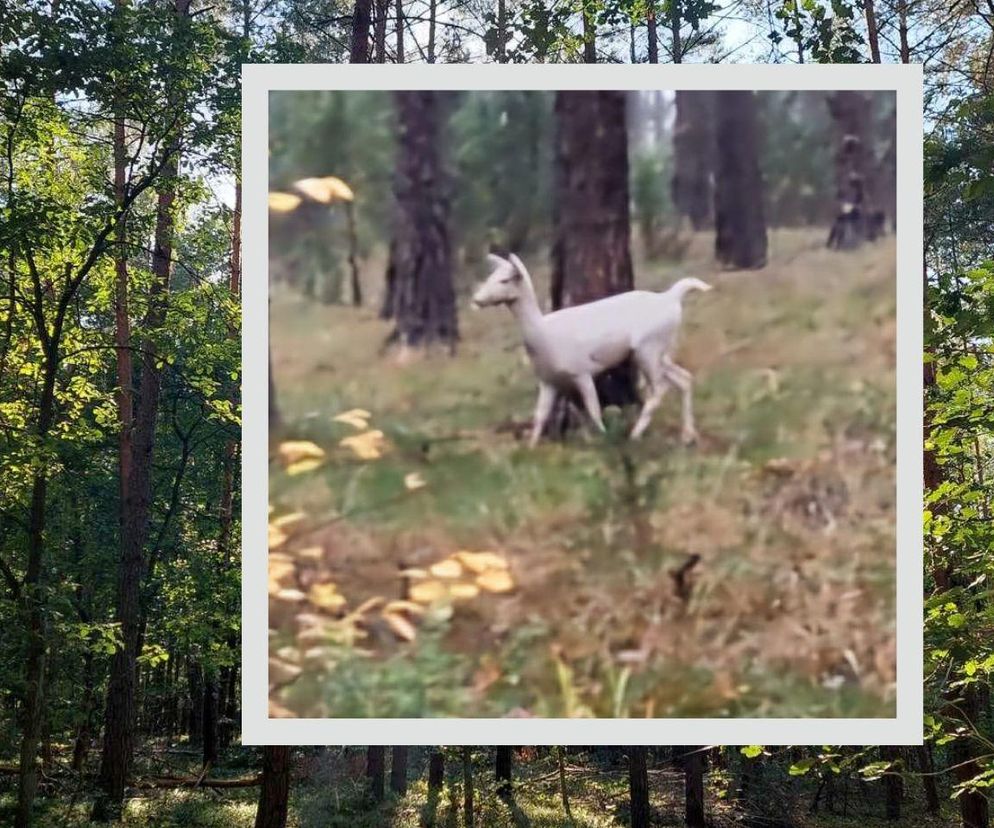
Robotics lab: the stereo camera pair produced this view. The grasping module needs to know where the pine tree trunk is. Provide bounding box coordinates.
[373,0,388,61]
[255,747,291,828]
[423,749,445,827]
[386,92,457,350]
[678,746,707,828]
[350,0,372,62]
[629,747,650,828]
[670,0,681,62]
[672,91,714,230]
[582,7,596,62]
[463,747,474,827]
[880,746,902,820]
[202,677,219,768]
[550,91,638,425]
[427,0,436,62]
[366,746,385,801]
[864,0,881,62]
[496,0,507,61]
[496,746,513,801]
[897,0,910,63]
[646,3,659,63]
[395,0,404,62]
[825,91,876,250]
[390,746,408,795]
[714,90,768,269]
[93,23,186,806]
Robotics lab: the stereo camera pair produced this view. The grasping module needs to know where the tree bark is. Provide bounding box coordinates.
[390,746,408,795]
[395,0,404,62]
[669,0,681,62]
[254,746,291,828]
[646,3,659,63]
[951,688,990,828]
[915,744,940,814]
[826,91,877,250]
[582,5,596,62]
[366,746,385,801]
[496,746,513,801]
[864,0,881,62]
[629,747,650,828]
[350,0,372,62]
[880,746,902,820]
[373,0,389,61]
[463,747,475,827]
[92,3,188,806]
[202,676,219,768]
[427,0,437,62]
[496,0,508,61]
[550,90,639,420]
[672,91,714,230]
[714,91,768,269]
[897,0,910,63]
[385,91,457,350]
[678,746,706,828]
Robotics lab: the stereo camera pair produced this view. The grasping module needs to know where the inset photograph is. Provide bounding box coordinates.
[255,79,908,725]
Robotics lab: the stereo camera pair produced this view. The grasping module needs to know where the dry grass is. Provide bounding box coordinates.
[268,229,897,718]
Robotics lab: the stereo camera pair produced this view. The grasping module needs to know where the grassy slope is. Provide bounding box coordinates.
[269,229,897,719]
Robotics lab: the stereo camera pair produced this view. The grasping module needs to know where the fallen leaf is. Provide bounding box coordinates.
[333,408,372,430]
[449,583,480,600]
[272,511,306,529]
[399,567,428,580]
[455,550,509,573]
[384,600,427,615]
[429,558,463,579]
[286,458,324,476]
[297,545,324,562]
[308,582,347,612]
[269,700,296,718]
[268,524,288,549]
[278,440,326,464]
[293,176,355,204]
[477,569,515,593]
[382,610,418,642]
[409,580,448,604]
[339,430,388,460]
[353,596,387,616]
[269,658,302,686]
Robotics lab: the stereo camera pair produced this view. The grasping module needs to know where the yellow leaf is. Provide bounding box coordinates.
[353,596,386,616]
[268,700,296,718]
[404,472,427,490]
[476,569,514,593]
[268,524,288,549]
[382,610,418,642]
[339,430,387,460]
[308,583,347,612]
[268,191,302,213]
[429,559,463,579]
[399,567,428,580]
[273,588,307,603]
[297,545,324,562]
[333,409,372,430]
[272,511,306,529]
[278,440,326,464]
[449,583,480,600]
[384,600,427,616]
[454,550,509,574]
[409,580,448,604]
[293,176,355,204]
[286,458,324,476]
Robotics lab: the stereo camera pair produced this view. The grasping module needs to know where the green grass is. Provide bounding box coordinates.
[269,229,898,719]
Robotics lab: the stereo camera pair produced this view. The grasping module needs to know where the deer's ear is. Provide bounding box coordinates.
[487,253,508,269]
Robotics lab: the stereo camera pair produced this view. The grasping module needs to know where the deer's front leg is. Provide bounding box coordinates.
[530,382,556,447]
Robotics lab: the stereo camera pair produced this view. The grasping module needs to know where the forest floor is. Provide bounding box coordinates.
[5,746,956,827]
[268,229,898,719]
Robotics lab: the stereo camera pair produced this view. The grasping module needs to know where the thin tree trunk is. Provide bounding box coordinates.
[951,688,990,828]
[187,660,204,746]
[915,744,940,814]
[496,0,507,61]
[629,747,649,828]
[427,0,437,62]
[496,746,513,801]
[423,749,445,827]
[679,746,706,828]
[897,0,910,63]
[670,0,681,62]
[374,0,388,61]
[582,6,596,62]
[880,746,902,820]
[825,91,875,250]
[463,747,474,827]
[864,0,881,62]
[646,3,658,63]
[202,676,219,768]
[714,90,768,269]
[395,0,404,61]
[390,746,408,794]
[366,746,385,801]
[350,0,372,62]
[254,747,291,828]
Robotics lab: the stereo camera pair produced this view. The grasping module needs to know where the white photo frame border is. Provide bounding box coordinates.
[242,63,924,746]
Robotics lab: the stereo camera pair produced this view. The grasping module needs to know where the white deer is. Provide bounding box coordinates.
[472,253,711,447]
